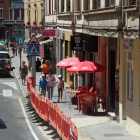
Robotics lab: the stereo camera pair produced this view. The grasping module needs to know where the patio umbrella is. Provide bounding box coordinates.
[66,61,106,73]
[66,61,106,86]
[56,57,84,68]
[56,57,84,88]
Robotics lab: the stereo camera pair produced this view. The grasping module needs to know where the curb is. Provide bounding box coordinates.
[13,69,53,140]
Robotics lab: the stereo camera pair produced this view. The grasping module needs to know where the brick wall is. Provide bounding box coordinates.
[0,0,11,24]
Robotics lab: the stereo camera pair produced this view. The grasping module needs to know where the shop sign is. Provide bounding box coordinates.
[30,27,41,33]
[56,30,64,39]
[42,29,56,37]
[71,36,82,51]
[123,39,133,52]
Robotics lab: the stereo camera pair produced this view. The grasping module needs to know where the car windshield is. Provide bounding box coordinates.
[0,53,10,58]
[0,48,6,51]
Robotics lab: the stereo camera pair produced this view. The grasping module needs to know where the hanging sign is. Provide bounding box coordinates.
[123,39,133,52]
[71,36,82,51]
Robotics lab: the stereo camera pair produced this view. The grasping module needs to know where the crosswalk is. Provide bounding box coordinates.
[3,90,13,97]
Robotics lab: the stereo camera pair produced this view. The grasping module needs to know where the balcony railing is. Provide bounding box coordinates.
[95,0,101,9]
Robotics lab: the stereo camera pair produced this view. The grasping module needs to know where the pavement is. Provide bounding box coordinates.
[10,48,140,140]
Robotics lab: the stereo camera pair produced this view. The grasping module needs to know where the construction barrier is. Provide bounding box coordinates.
[49,101,57,129]
[56,107,63,137]
[61,113,71,140]
[34,91,40,114]
[39,96,49,122]
[27,76,78,140]
[70,120,78,140]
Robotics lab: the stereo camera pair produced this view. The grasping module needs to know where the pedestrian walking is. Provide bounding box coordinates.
[39,74,47,97]
[46,70,55,100]
[42,60,51,78]
[5,39,8,49]
[56,75,64,102]
[19,61,28,85]
[12,46,15,57]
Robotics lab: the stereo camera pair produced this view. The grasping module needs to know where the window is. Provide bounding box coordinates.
[0,0,4,2]
[0,8,3,19]
[9,9,12,20]
[61,0,64,12]
[14,9,20,20]
[77,0,80,11]
[49,0,51,14]
[95,0,101,9]
[127,51,133,101]
[28,5,30,21]
[21,9,24,20]
[67,0,70,12]
[107,0,115,7]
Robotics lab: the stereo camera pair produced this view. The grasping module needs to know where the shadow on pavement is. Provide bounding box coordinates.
[0,119,7,129]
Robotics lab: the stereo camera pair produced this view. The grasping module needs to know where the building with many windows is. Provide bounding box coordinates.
[0,0,24,41]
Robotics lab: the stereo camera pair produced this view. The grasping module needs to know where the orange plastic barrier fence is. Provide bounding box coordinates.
[56,107,63,137]
[29,76,34,88]
[27,76,78,140]
[27,78,31,95]
[39,96,49,122]
[70,120,78,140]
[35,91,40,115]
[49,101,57,129]
[61,113,71,140]
[31,87,36,108]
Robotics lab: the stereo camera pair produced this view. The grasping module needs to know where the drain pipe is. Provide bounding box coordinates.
[138,0,140,39]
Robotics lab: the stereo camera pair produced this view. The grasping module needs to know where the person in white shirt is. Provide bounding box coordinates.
[56,75,64,102]
[46,69,55,100]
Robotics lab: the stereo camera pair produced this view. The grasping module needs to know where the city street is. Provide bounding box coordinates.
[0,71,46,140]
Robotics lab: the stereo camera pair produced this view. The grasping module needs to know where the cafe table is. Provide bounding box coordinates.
[67,90,80,109]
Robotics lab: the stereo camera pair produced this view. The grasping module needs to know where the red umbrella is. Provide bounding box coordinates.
[56,57,84,68]
[66,61,106,73]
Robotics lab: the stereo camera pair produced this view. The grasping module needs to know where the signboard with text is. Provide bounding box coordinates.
[71,36,82,51]
[42,29,56,37]
[123,39,133,52]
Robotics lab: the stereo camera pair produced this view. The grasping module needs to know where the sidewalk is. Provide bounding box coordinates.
[10,49,140,140]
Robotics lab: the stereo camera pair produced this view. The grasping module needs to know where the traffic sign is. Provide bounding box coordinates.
[12,26,25,30]
[16,38,24,46]
[28,34,40,45]
[13,34,25,38]
[28,45,40,56]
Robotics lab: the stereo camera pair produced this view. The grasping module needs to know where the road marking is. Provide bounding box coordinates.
[3,90,13,97]
[19,99,39,140]
[0,81,17,90]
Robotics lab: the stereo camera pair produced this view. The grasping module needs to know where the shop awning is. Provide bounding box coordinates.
[24,34,43,44]
[39,39,53,45]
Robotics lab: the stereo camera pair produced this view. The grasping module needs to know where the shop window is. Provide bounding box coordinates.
[127,51,133,101]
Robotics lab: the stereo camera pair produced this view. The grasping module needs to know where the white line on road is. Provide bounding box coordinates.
[0,81,17,90]
[19,99,39,140]
[3,90,13,97]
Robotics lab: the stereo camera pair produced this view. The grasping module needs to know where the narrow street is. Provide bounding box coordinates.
[0,71,47,140]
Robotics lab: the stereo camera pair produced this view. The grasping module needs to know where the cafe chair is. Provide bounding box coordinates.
[82,94,96,115]
[77,90,89,112]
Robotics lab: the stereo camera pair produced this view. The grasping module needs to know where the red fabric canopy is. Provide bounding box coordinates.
[56,57,84,68]
[66,61,106,73]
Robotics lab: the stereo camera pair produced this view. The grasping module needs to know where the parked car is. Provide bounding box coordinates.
[0,47,6,51]
[0,51,12,75]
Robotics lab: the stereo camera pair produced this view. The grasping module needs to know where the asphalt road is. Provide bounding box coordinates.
[0,72,47,140]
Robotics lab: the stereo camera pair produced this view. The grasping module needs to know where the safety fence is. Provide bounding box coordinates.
[27,76,78,140]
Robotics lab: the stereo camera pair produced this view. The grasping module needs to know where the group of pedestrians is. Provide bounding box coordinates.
[39,60,64,102]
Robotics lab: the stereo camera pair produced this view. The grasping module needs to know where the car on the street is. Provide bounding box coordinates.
[0,46,6,51]
[0,51,12,75]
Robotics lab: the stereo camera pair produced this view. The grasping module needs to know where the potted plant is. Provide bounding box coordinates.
[27,21,30,26]
[33,21,36,25]
[39,21,43,25]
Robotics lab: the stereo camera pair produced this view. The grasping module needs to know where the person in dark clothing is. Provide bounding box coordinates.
[36,58,41,70]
